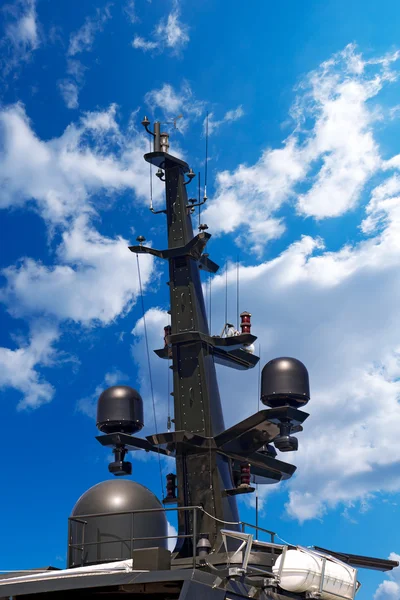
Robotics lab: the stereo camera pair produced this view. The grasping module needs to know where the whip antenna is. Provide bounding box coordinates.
[236,255,240,330]
[148,138,153,211]
[198,171,201,228]
[204,111,209,201]
[225,263,228,326]
[255,343,261,537]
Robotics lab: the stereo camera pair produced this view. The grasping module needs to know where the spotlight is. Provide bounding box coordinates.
[273,421,298,452]
[108,445,132,476]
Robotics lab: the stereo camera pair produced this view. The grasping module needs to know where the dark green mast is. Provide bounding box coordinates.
[130,124,245,548]
[95,119,310,556]
[127,120,302,552]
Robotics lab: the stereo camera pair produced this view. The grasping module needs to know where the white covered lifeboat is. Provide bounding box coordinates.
[272,547,359,600]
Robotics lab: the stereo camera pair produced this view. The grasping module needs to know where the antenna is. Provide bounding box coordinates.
[225,262,228,326]
[255,343,261,538]
[142,117,194,215]
[148,138,153,211]
[198,171,201,228]
[204,111,209,201]
[237,255,240,330]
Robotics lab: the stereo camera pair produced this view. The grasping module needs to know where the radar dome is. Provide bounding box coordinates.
[97,385,144,434]
[68,479,167,567]
[261,357,310,409]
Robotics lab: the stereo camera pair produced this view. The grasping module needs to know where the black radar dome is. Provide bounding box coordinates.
[97,385,144,434]
[261,357,310,409]
[68,479,168,567]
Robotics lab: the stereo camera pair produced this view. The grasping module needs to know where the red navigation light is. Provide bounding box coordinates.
[240,311,251,334]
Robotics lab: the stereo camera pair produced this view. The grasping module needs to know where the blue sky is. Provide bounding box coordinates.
[2,0,400,597]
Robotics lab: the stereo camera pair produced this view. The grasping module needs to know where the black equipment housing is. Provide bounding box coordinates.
[261,357,310,408]
[97,385,144,434]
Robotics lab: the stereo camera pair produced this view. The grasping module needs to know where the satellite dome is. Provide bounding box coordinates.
[68,479,167,567]
[261,357,310,409]
[97,385,144,434]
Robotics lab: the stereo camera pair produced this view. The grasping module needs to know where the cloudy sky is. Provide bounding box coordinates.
[1,0,400,597]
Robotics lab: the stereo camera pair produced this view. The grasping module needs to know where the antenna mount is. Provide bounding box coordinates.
[141,117,163,153]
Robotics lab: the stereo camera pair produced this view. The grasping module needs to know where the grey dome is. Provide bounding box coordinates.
[71,479,163,516]
[68,479,167,567]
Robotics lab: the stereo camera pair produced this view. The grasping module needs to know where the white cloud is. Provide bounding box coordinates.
[67,5,112,57]
[374,554,400,599]
[81,103,119,133]
[0,102,161,402]
[1,0,40,75]
[132,36,158,52]
[58,59,86,108]
[124,1,137,24]
[57,4,111,108]
[58,79,79,109]
[0,102,163,226]
[156,6,189,51]
[204,137,304,254]
[203,44,400,252]
[132,1,189,55]
[295,60,382,218]
[0,322,58,410]
[206,105,244,135]
[167,521,177,552]
[66,58,86,80]
[361,175,400,234]
[1,215,155,325]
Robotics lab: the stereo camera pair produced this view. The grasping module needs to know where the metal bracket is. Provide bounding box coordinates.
[154,330,259,370]
[220,530,254,572]
[96,432,170,456]
[129,232,219,274]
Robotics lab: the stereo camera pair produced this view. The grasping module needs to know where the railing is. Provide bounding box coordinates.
[68,505,277,570]
[240,520,276,543]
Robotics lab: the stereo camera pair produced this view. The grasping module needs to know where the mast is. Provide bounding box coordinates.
[131,121,243,549]
[99,118,310,556]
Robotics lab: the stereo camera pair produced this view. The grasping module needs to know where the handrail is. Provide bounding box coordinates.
[68,504,277,570]
[69,505,202,520]
[68,505,202,569]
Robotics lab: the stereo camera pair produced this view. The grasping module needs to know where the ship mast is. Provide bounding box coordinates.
[97,119,310,556]
[131,121,244,548]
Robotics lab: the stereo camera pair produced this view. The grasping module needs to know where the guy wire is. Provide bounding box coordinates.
[198,171,201,228]
[225,263,228,326]
[204,111,209,200]
[209,272,212,334]
[208,342,212,491]
[136,254,164,499]
[149,138,153,210]
[257,343,261,411]
[236,255,240,331]
[167,357,171,431]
